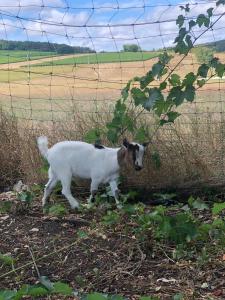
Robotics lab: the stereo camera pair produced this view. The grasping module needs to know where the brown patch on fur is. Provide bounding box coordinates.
[117,147,128,167]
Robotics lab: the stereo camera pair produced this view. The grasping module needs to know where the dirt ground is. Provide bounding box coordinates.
[0,191,224,300]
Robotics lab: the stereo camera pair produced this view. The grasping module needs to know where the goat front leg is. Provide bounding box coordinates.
[88,179,100,206]
[109,180,121,208]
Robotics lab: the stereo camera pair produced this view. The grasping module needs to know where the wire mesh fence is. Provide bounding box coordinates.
[0,0,225,190]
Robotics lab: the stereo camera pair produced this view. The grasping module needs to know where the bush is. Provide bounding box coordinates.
[193,46,214,64]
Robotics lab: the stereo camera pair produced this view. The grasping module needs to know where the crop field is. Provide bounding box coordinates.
[0,52,224,122]
[35,51,161,66]
[0,50,56,64]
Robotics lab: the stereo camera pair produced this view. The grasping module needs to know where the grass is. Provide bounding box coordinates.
[0,50,56,64]
[35,51,160,66]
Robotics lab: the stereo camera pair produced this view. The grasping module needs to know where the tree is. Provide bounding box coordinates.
[194,46,214,64]
[123,44,141,52]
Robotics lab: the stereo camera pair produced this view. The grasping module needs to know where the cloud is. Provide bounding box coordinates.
[0,0,224,51]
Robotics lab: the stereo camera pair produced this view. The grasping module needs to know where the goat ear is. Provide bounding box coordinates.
[142,142,150,148]
[123,138,130,148]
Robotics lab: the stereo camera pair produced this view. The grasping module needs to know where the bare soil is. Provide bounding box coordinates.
[0,191,224,299]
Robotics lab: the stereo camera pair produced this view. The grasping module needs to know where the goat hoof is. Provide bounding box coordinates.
[70,202,79,209]
[116,203,123,209]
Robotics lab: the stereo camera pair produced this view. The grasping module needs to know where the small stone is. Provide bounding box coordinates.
[30,228,39,232]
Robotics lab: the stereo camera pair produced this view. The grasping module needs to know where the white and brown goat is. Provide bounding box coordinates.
[37,136,148,208]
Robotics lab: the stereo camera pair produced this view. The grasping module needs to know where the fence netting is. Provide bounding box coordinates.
[0,0,225,190]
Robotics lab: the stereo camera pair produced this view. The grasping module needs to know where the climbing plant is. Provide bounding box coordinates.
[93,0,225,144]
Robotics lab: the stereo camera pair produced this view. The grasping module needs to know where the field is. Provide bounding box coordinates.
[0,50,56,64]
[35,51,161,66]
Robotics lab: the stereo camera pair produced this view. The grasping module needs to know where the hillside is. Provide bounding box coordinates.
[203,39,225,52]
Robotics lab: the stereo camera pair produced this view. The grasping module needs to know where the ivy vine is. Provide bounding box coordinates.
[87,1,225,144]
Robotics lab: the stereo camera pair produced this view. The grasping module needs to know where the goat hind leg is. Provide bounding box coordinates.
[60,172,79,209]
[42,171,58,207]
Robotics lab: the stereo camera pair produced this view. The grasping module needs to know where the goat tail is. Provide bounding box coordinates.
[37,136,49,159]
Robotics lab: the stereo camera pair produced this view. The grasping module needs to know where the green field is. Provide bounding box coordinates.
[36,51,160,66]
[0,50,56,64]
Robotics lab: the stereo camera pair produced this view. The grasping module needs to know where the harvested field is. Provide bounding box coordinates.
[0,52,224,121]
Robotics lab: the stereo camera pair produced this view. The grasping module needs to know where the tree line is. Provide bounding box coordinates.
[0,40,95,54]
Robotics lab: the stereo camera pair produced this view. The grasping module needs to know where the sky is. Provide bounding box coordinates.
[0,0,224,51]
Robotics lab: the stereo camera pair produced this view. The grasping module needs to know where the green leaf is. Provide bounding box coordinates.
[196,14,210,27]
[210,57,219,68]
[108,295,125,300]
[159,52,173,65]
[160,111,181,125]
[153,98,172,117]
[184,85,195,102]
[87,292,107,300]
[0,290,16,300]
[212,218,225,228]
[0,201,12,213]
[140,71,154,89]
[185,35,193,49]
[176,15,185,28]
[140,297,160,300]
[17,191,34,203]
[84,128,101,144]
[197,79,205,87]
[121,80,132,100]
[107,128,118,144]
[207,7,214,18]
[27,286,48,297]
[189,20,196,30]
[159,81,167,90]
[48,204,68,218]
[77,230,88,239]
[14,285,30,300]
[167,111,181,122]
[52,282,73,295]
[183,72,197,87]
[175,41,189,55]
[215,63,225,78]
[135,126,148,143]
[143,88,164,111]
[173,293,184,300]
[197,64,209,78]
[212,202,225,215]
[192,198,209,210]
[131,87,147,106]
[152,62,164,78]
[0,253,14,266]
[167,86,184,106]
[169,74,181,86]
[180,4,190,12]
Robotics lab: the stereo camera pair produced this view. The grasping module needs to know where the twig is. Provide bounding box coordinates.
[28,245,41,278]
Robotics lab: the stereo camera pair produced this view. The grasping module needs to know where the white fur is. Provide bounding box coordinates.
[37,136,146,209]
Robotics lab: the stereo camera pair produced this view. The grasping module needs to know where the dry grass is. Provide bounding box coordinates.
[0,51,225,191]
[1,91,225,193]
